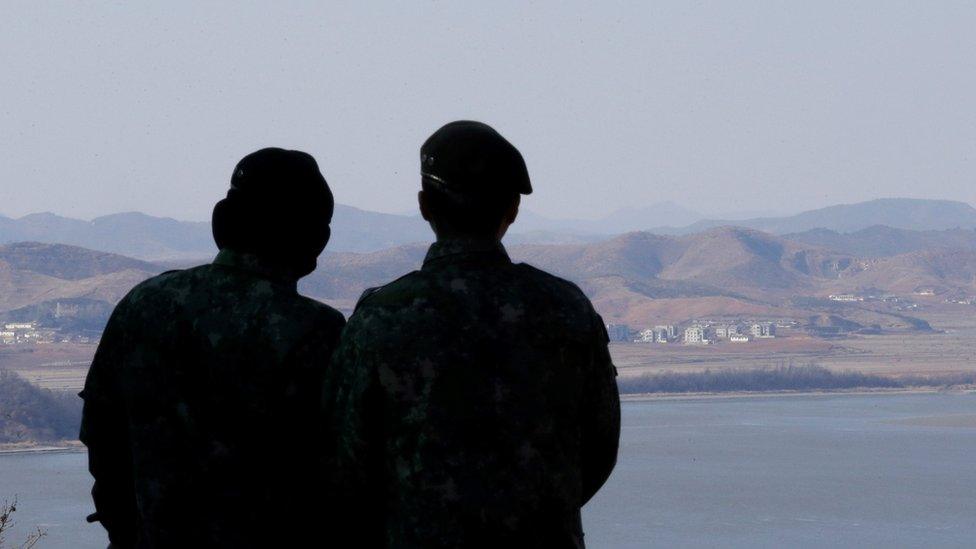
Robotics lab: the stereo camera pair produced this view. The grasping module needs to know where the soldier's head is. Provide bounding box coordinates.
[418,121,531,241]
[212,148,334,278]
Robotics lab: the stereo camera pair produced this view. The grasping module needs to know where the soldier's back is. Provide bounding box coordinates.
[83,252,345,546]
[334,241,618,548]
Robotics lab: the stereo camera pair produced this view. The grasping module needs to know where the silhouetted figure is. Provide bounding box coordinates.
[80,148,345,548]
[327,121,620,548]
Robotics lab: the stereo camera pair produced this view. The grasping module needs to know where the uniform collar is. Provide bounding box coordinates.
[422,239,511,269]
[212,249,299,291]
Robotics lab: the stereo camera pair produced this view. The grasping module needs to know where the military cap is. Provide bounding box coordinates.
[229,147,334,219]
[420,121,532,195]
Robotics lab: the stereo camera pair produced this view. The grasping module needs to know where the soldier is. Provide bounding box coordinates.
[80,148,345,547]
[327,121,620,548]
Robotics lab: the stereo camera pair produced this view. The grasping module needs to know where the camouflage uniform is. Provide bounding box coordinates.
[80,249,345,548]
[327,239,620,548]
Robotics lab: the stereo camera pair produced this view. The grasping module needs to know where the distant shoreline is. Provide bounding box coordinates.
[3,388,973,455]
[621,386,975,402]
[0,441,83,456]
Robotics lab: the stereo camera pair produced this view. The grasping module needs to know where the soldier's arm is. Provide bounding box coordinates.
[579,311,621,505]
[287,309,346,443]
[322,312,385,546]
[79,303,138,547]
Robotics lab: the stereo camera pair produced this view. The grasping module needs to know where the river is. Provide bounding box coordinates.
[2,392,974,548]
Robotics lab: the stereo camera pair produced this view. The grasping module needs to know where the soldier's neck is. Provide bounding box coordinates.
[213,249,303,288]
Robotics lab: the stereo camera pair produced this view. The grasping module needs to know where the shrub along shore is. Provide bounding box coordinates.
[0,370,81,445]
[617,364,976,394]
[2,365,973,448]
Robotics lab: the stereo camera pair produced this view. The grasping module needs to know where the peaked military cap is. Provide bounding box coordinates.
[420,121,532,195]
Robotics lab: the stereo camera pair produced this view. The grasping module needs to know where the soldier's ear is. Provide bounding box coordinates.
[505,195,520,225]
[418,190,433,222]
[212,198,240,250]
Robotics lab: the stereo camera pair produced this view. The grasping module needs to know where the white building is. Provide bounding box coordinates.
[749,322,776,338]
[635,328,656,343]
[714,324,739,339]
[0,330,15,344]
[652,325,676,342]
[730,334,750,343]
[683,325,709,344]
[828,294,862,302]
[4,322,35,331]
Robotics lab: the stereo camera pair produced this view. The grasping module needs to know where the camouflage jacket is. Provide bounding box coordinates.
[326,239,620,549]
[80,249,345,548]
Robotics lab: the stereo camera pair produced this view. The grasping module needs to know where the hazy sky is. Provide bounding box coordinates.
[2,2,975,221]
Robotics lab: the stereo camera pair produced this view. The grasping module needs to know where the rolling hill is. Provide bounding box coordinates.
[305,227,974,327]
[510,228,854,300]
[0,243,161,329]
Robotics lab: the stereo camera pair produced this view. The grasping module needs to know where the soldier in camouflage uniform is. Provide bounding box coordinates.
[80,148,345,548]
[327,121,620,548]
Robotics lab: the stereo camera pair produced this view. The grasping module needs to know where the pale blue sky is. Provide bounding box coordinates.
[2,2,975,221]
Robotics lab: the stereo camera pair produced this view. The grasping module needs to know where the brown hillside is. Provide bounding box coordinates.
[3,226,975,330]
[827,248,976,295]
[0,242,160,280]
[0,244,160,315]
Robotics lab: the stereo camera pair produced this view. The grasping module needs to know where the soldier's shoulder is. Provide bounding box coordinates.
[514,263,605,337]
[295,295,346,329]
[353,270,425,311]
[122,267,196,300]
[513,262,591,303]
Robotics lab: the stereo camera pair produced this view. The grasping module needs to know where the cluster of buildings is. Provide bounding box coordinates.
[0,322,91,345]
[828,294,863,302]
[0,322,43,345]
[825,293,921,312]
[633,325,676,343]
[606,321,778,345]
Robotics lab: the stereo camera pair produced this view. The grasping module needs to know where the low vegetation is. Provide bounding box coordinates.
[2,363,974,443]
[0,498,45,549]
[0,370,81,444]
[617,364,976,394]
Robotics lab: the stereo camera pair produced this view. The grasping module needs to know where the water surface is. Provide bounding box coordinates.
[2,393,973,548]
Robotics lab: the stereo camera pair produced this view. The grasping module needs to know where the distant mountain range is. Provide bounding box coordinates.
[656,198,976,235]
[0,212,213,262]
[2,198,975,335]
[5,198,973,261]
[515,202,706,234]
[785,225,976,258]
[0,205,431,261]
